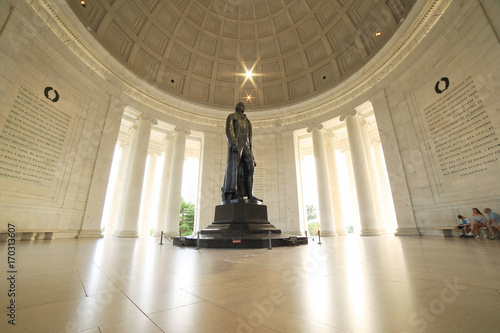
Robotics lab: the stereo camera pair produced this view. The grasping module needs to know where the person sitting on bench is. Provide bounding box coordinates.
[454,215,470,237]
[467,208,488,239]
[484,208,500,240]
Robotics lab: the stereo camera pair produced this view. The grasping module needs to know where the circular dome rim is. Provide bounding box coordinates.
[66,0,418,111]
[36,0,444,129]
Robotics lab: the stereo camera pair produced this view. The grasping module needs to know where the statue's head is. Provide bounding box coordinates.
[235,102,245,113]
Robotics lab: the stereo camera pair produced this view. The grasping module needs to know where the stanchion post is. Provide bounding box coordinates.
[267,231,273,250]
[196,231,200,250]
[318,230,322,244]
[159,231,164,245]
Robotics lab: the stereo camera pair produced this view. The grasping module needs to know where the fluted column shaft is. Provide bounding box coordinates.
[197,132,217,232]
[324,132,347,236]
[115,114,157,238]
[113,129,137,235]
[341,111,381,236]
[370,91,419,235]
[360,121,386,234]
[153,133,175,236]
[103,143,129,236]
[138,151,160,236]
[372,140,398,233]
[165,127,191,236]
[307,125,336,236]
[342,148,361,233]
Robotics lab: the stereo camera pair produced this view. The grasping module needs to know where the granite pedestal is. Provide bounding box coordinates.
[173,199,307,248]
[201,199,281,235]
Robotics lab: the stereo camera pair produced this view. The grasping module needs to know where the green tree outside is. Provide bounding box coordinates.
[306,204,317,221]
[306,204,320,235]
[308,222,320,236]
[179,197,195,236]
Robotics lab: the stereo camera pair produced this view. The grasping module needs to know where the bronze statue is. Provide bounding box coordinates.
[221,102,261,202]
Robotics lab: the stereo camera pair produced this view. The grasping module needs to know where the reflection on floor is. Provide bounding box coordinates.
[0,236,499,332]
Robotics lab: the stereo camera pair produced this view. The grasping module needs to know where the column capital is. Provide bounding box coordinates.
[148,150,162,157]
[306,124,323,133]
[339,110,357,122]
[174,126,191,135]
[129,124,138,132]
[139,113,158,125]
[360,117,376,129]
[162,132,175,143]
[324,129,337,139]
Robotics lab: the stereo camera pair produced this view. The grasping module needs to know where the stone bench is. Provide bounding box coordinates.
[435,227,456,237]
[0,230,57,242]
[436,226,490,237]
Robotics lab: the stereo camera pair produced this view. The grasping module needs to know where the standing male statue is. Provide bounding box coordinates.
[221,102,261,202]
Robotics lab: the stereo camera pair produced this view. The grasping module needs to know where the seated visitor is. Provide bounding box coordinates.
[454,215,470,237]
[467,208,488,239]
[484,208,500,240]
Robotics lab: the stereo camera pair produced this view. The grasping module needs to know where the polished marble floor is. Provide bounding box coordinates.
[1,235,499,333]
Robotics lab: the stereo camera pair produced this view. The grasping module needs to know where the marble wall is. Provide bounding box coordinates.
[0,1,120,237]
[1,0,499,238]
[373,0,500,234]
[252,132,301,233]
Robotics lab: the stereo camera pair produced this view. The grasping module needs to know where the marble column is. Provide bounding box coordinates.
[372,139,398,233]
[324,131,347,236]
[197,132,217,232]
[153,133,175,236]
[342,148,361,233]
[103,142,130,236]
[370,90,419,235]
[164,127,191,237]
[115,114,157,238]
[360,120,387,234]
[113,127,138,235]
[307,125,336,236]
[138,151,160,237]
[80,96,125,238]
[340,111,380,236]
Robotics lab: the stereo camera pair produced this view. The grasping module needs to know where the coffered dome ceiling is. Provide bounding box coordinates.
[69,0,415,110]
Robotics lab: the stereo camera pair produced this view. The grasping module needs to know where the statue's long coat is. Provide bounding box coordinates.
[222,111,253,194]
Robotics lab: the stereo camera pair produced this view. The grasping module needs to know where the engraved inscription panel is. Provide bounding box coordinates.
[423,77,499,179]
[0,87,70,185]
